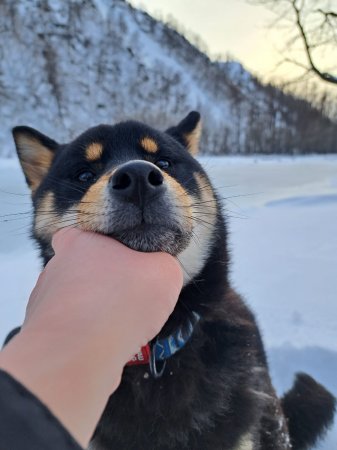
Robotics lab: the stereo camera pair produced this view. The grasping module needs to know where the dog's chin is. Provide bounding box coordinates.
[107,224,190,255]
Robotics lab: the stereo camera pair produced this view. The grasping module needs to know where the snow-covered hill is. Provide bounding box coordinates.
[0,0,336,156]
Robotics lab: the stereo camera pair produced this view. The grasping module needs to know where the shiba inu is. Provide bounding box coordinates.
[8,112,336,449]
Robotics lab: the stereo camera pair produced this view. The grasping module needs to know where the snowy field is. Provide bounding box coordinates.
[1,155,336,448]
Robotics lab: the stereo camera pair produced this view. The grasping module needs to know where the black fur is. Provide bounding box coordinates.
[281,373,336,450]
[165,111,201,149]
[7,113,336,450]
[92,216,290,450]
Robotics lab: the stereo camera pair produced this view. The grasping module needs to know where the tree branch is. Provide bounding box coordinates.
[291,0,337,84]
[316,9,337,19]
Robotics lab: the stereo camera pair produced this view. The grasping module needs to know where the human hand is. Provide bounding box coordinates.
[25,227,183,370]
[0,228,182,446]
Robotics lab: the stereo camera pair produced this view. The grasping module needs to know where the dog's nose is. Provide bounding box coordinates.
[110,161,165,206]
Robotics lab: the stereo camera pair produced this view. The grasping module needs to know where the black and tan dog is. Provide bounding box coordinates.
[8,112,335,449]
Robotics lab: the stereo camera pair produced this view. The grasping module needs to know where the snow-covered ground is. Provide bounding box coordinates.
[1,155,336,448]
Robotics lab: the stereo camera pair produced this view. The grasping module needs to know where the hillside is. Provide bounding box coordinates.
[0,0,336,155]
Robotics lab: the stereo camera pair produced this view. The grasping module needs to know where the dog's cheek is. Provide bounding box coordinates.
[34,191,80,244]
[177,173,217,285]
[76,175,112,233]
[162,172,193,233]
[34,192,59,240]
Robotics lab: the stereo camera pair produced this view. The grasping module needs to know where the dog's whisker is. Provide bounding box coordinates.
[0,210,101,224]
[0,211,32,218]
[33,217,95,235]
[0,188,31,197]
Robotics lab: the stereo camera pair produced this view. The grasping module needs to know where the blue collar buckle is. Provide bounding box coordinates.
[149,311,200,379]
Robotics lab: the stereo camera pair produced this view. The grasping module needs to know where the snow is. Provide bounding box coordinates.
[1,155,336,448]
[217,60,253,85]
[2,1,336,157]
[92,0,111,20]
[0,0,233,156]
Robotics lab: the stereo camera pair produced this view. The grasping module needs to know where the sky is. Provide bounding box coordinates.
[128,0,336,86]
[128,0,291,81]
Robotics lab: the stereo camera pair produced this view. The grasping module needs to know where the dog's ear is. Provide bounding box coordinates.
[166,111,202,155]
[12,126,59,192]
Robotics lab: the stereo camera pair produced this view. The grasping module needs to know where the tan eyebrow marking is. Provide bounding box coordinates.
[85,143,103,161]
[140,137,158,154]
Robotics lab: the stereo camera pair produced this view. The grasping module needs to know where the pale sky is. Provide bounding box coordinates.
[128,0,291,82]
[128,0,337,88]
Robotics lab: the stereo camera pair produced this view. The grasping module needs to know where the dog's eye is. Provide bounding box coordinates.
[156,159,171,170]
[77,170,96,183]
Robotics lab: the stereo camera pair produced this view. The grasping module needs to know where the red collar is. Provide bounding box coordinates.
[127,344,151,365]
[126,312,200,371]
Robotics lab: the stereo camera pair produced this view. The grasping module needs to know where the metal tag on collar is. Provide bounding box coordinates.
[149,340,166,379]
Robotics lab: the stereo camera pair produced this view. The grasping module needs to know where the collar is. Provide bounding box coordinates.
[127,311,200,378]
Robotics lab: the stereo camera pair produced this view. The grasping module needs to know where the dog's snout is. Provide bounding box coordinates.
[111,161,164,205]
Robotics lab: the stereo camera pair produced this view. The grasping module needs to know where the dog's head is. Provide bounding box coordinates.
[13,112,218,284]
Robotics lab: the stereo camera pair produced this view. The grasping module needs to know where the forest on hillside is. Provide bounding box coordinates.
[0,0,336,155]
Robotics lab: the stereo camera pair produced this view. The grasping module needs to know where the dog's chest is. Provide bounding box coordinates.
[94,362,219,449]
[89,345,262,450]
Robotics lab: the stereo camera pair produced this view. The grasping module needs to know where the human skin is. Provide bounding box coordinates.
[0,228,183,447]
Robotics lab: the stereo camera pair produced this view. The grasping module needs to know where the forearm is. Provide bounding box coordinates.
[0,329,123,447]
[0,230,182,447]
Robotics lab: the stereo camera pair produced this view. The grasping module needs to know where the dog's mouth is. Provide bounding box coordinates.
[93,194,193,256]
[106,222,190,255]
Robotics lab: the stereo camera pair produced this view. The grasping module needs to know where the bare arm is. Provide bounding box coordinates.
[0,228,182,447]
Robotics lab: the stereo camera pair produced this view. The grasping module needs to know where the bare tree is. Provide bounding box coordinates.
[249,0,337,85]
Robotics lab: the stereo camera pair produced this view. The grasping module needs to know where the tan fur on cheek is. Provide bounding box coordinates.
[178,172,217,285]
[36,173,113,241]
[85,143,103,162]
[193,173,217,218]
[77,174,111,232]
[140,137,158,154]
[34,192,80,241]
[34,192,58,239]
[162,172,193,231]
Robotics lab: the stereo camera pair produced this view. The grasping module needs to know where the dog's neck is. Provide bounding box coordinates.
[159,215,229,338]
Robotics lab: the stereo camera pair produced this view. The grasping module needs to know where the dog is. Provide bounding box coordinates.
[7,111,336,449]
